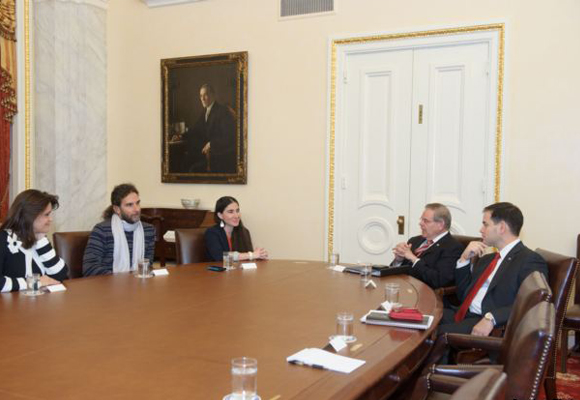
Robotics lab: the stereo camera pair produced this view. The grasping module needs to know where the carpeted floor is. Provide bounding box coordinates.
[539,354,580,400]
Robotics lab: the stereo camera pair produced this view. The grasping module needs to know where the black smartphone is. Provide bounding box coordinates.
[207,266,226,272]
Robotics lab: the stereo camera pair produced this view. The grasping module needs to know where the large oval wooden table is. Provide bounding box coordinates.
[0,260,442,400]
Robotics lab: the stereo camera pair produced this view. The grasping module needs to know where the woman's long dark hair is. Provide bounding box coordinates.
[1,189,59,248]
[214,196,253,252]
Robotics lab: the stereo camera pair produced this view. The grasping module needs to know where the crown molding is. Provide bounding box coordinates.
[141,0,205,7]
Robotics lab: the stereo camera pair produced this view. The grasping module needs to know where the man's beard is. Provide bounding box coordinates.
[120,210,140,224]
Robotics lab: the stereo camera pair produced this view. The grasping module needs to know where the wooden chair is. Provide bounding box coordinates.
[560,234,580,372]
[53,231,91,279]
[412,301,555,400]
[175,228,209,264]
[535,248,578,399]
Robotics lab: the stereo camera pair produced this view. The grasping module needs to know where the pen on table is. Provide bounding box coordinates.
[288,360,327,370]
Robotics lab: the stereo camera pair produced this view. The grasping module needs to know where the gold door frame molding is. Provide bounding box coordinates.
[24,0,31,188]
[327,23,505,259]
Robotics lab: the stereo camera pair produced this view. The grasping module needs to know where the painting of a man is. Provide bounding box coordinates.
[188,84,236,173]
[161,52,247,184]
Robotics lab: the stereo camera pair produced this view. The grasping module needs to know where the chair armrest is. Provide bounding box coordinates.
[446,333,503,352]
[428,373,470,394]
[435,285,457,296]
[432,364,502,379]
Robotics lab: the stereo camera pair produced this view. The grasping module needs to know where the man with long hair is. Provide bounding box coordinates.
[83,184,155,276]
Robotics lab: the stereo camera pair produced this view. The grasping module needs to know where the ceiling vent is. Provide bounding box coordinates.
[280,0,335,18]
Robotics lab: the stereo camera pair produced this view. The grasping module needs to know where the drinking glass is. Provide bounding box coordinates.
[223,252,235,270]
[385,282,401,309]
[229,357,258,400]
[136,258,152,278]
[329,253,340,267]
[360,263,372,284]
[23,273,44,296]
[333,311,356,343]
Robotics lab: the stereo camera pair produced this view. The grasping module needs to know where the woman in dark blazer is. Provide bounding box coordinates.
[204,196,268,262]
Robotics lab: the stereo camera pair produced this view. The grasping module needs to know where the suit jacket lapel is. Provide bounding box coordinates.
[417,232,449,257]
[487,242,524,292]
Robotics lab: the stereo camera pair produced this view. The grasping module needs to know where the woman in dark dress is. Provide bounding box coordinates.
[0,189,69,292]
[204,196,268,262]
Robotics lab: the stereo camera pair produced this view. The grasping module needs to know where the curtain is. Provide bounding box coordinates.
[0,0,16,220]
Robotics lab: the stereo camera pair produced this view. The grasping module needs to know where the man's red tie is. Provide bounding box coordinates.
[455,252,501,322]
[414,240,434,256]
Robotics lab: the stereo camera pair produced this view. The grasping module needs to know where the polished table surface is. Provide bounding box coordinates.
[0,260,442,400]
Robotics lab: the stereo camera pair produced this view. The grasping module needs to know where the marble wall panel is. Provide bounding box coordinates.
[33,0,107,232]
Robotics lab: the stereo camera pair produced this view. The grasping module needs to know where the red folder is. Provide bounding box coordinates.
[389,308,424,322]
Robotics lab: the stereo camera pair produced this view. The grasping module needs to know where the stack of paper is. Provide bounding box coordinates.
[287,348,366,374]
[360,310,434,330]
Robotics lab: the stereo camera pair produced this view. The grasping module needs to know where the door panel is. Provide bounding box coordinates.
[409,43,490,237]
[338,50,413,264]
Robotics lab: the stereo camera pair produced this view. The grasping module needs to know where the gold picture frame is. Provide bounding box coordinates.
[161,51,248,184]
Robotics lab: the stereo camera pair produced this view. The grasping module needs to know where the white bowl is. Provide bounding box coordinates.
[181,198,200,209]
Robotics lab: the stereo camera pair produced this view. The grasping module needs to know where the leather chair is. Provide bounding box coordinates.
[53,231,91,279]
[453,234,481,250]
[175,228,209,264]
[412,301,555,400]
[422,271,551,369]
[415,368,506,400]
[449,369,506,400]
[535,248,578,399]
[560,234,580,373]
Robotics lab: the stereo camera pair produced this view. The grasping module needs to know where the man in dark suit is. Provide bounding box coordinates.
[188,83,237,173]
[391,203,464,289]
[438,202,548,336]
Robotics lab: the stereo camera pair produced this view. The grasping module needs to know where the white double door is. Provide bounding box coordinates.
[335,40,496,264]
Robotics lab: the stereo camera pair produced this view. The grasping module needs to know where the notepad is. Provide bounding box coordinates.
[287,348,365,374]
[241,263,258,269]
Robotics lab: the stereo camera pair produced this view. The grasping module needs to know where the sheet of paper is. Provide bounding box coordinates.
[46,284,67,292]
[380,301,393,312]
[241,263,258,269]
[332,265,346,272]
[329,337,347,352]
[364,280,376,288]
[287,348,365,374]
[152,269,169,276]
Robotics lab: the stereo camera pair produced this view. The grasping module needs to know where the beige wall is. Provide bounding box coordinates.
[107,0,580,260]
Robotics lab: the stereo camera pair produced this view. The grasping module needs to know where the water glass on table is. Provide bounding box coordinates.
[227,357,258,400]
[328,253,340,268]
[332,311,356,343]
[360,263,372,284]
[136,258,152,278]
[24,273,43,296]
[223,252,235,270]
[385,282,401,309]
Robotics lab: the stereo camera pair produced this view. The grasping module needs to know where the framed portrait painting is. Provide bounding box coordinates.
[161,52,247,184]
